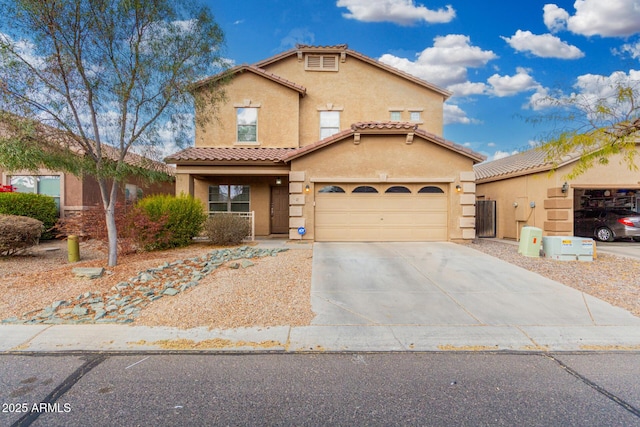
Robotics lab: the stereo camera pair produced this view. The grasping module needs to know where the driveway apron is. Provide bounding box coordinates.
[310,242,640,328]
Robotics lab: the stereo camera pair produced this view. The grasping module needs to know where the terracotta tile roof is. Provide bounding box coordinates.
[352,121,418,131]
[190,65,306,95]
[296,44,349,50]
[165,147,295,163]
[474,149,581,182]
[282,122,485,163]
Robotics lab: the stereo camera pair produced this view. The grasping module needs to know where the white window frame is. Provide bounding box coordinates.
[208,184,251,213]
[236,107,258,143]
[319,111,340,139]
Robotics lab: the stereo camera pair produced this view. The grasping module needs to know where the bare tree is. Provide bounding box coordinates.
[0,0,227,266]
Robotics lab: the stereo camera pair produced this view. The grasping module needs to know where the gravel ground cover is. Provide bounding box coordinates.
[0,238,638,329]
[463,239,640,318]
[0,240,313,329]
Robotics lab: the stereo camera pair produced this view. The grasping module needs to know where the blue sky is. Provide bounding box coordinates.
[205,0,640,161]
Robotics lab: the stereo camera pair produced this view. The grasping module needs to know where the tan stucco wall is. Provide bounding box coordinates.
[476,151,640,239]
[290,134,475,241]
[195,72,300,148]
[263,55,446,145]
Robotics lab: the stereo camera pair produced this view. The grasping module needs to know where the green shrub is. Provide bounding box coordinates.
[204,214,251,245]
[0,214,43,256]
[0,193,58,239]
[137,194,206,249]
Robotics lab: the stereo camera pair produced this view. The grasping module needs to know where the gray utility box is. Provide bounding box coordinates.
[542,236,594,261]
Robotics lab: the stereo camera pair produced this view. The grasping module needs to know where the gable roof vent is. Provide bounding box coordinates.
[305,54,339,72]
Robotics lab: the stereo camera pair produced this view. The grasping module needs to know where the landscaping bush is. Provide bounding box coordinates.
[0,192,58,239]
[204,214,251,245]
[137,194,207,249]
[0,214,43,256]
[54,203,170,254]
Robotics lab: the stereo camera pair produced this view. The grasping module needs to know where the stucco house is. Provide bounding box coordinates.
[166,44,485,241]
[474,147,640,240]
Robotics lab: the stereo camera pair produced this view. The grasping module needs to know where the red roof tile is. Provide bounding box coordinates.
[165,147,295,163]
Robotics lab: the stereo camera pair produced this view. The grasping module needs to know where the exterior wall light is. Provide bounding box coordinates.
[305,184,310,193]
[455,184,462,193]
[275,177,282,185]
[561,182,569,193]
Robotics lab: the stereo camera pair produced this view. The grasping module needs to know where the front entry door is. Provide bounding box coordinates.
[271,186,289,234]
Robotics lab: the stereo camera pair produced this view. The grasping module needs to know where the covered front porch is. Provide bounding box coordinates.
[174,164,291,237]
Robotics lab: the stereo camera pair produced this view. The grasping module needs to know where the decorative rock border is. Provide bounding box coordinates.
[2,246,287,325]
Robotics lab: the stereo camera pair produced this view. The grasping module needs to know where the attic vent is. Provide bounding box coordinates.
[305,54,339,72]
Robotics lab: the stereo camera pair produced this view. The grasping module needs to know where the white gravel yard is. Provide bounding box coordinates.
[463,239,640,318]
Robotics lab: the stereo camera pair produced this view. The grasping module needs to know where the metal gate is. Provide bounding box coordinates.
[476,200,496,238]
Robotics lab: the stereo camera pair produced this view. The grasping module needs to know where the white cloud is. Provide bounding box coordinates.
[488,68,540,97]
[614,40,640,59]
[448,81,489,97]
[443,103,476,125]
[527,69,640,111]
[543,1,640,37]
[337,0,456,26]
[379,34,497,87]
[502,30,584,59]
[487,142,496,147]
[543,4,569,33]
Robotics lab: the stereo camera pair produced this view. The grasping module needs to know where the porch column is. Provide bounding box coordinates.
[175,173,195,197]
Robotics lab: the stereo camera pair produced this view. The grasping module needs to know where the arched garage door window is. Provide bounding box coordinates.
[385,186,411,193]
[418,186,444,194]
[352,186,378,193]
[318,185,346,193]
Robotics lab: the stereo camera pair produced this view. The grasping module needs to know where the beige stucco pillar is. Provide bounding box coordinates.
[458,171,477,240]
[544,185,573,235]
[288,170,307,240]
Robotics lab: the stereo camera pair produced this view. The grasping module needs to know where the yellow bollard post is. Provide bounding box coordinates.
[68,235,80,262]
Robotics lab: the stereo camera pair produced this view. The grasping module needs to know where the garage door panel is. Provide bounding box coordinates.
[315,183,449,242]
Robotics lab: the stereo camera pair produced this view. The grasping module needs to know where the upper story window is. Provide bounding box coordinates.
[237,107,258,142]
[409,110,422,123]
[390,111,402,121]
[305,54,338,72]
[320,111,340,139]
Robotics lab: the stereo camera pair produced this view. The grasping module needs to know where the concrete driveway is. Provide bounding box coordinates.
[305,242,640,350]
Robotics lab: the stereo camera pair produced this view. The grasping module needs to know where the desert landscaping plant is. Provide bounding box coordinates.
[0,214,43,256]
[0,192,58,239]
[137,194,207,249]
[204,214,251,246]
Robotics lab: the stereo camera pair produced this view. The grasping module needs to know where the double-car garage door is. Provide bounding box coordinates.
[315,183,448,241]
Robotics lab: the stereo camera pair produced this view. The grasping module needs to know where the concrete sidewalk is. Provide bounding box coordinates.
[2,241,640,353]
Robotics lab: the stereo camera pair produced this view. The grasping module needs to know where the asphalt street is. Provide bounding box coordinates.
[1,352,639,426]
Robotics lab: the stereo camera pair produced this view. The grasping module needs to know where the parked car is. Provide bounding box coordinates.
[574,208,640,242]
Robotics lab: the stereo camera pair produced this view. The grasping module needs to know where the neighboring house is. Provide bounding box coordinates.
[474,147,640,240]
[0,122,175,218]
[166,44,485,241]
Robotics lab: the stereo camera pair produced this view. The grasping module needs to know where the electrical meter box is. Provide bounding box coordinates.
[518,227,542,257]
[542,236,594,261]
